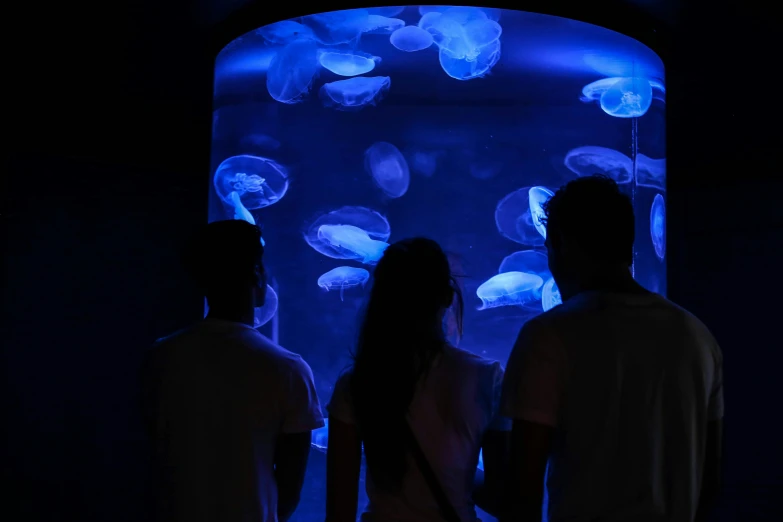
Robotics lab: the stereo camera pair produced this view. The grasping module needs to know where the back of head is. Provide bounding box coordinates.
[182,220,264,301]
[543,174,635,268]
[351,237,461,491]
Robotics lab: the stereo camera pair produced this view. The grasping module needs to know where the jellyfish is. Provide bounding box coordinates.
[405,147,441,177]
[266,38,319,104]
[367,7,406,17]
[564,146,633,184]
[580,77,654,118]
[214,155,289,211]
[253,285,278,328]
[317,225,389,265]
[318,51,379,77]
[320,76,391,111]
[637,154,666,190]
[418,5,501,21]
[439,39,501,81]
[364,141,410,198]
[499,250,550,279]
[257,20,315,44]
[301,9,369,45]
[541,277,562,312]
[476,272,544,310]
[311,419,329,450]
[229,191,255,225]
[304,205,391,261]
[362,15,405,34]
[528,186,554,239]
[390,25,434,52]
[495,187,546,246]
[317,266,370,300]
[649,79,666,102]
[650,193,666,261]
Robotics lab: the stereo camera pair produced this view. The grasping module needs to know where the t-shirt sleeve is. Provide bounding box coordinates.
[487,361,512,431]
[500,319,567,427]
[326,371,355,424]
[707,343,724,421]
[281,358,325,434]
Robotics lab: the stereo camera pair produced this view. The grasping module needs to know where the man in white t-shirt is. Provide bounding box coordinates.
[141,220,324,522]
[501,176,724,522]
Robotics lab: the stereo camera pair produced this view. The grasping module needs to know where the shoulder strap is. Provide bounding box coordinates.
[403,421,462,522]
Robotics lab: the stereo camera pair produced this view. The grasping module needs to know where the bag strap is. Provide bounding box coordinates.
[403,421,462,522]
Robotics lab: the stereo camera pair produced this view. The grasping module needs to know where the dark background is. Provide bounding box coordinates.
[4,1,781,521]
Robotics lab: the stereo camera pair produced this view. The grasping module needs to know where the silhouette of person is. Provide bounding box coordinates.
[141,220,323,522]
[501,175,724,522]
[326,238,510,522]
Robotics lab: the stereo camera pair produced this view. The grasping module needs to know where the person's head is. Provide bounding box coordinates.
[183,220,266,310]
[350,237,462,491]
[542,175,635,297]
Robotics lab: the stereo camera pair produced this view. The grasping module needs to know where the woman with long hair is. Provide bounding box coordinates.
[326,238,509,522]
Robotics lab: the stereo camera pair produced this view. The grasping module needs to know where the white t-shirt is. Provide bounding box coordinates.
[141,319,324,522]
[501,291,724,522]
[328,345,510,522]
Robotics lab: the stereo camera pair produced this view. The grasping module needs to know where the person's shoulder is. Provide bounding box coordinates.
[443,345,505,376]
[247,332,315,375]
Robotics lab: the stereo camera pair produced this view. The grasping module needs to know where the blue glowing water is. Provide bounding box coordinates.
[211,7,666,521]
[317,266,371,300]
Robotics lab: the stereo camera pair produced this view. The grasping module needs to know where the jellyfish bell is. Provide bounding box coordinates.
[389,25,434,52]
[257,20,315,45]
[317,225,389,265]
[496,187,546,246]
[214,155,289,211]
[304,206,391,263]
[650,193,666,261]
[319,76,391,111]
[362,15,405,35]
[638,154,666,190]
[301,9,369,45]
[266,38,319,104]
[439,39,501,81]
[600,76,653,118]
[564,146,633,184]
[541,277,562,312]
[499,250,550,279]
[317,266,370,300]
[528,186,555,239]
[364,141,410,198]
[476,271,544,310]
[318,50,379,77]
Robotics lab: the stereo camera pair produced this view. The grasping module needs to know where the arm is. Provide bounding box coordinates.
[506,420,554,522]
[695,419,723,522]
[275,432,312,522]
[326,417,363,522]
[474,429,510,517]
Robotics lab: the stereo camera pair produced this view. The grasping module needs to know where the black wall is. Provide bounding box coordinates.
[5,2,781,521]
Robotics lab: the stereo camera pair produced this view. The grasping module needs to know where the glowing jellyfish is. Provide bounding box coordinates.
[364,141,410,198]
[266,38,319,104]
[302,9,369,45]
[254,285,279,328]
[476,272,544,310]
[320,76,391,111]
[229,191,255,225]
[390,25,434,52]
[363,15,405,34]
[580,77,654,118]
[649,79,666,102]
[258,20,314,44]
[312,419,329,450]
[367,7,406,17]
[405,148,441,177]
[214,155,289,211]
[528,186,554,239]
[499,250,550,279]
[541,277,562,312]
[495,187,546,246]
[650,193,666,261]
[564,146,633,184]
[304,206,391,263]
[317,266,370,301]
[418,5,501,21]
[638,154,666,190]
[317,225,389,265]
[439,39,501,81]
[318,51,379,77]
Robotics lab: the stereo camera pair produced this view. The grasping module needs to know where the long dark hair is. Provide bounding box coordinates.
[350,237,463,492]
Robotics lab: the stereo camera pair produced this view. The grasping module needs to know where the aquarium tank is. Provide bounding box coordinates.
[209,6,665,520]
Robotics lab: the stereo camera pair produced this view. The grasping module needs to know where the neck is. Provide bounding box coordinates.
[560,266,648,301]
[206,295,255,327]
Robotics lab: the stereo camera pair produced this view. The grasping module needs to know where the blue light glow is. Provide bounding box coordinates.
[317,266,371,301]
[638,154,666,190]
[564,146,633,184]
[319,51,380,77]
[650,193,666,261]
[528,186,554,239]
[580,77,657,118]
[363,14,405,34]
[317,225,390,265]
[213,155,289,211]
[304,206,391,263]
[541,277,562,312]
[390,25,434,52]
[319,76,391,111]
[499,250,550,279]
[258,20,314,45]
[496,187,546,246]
[477,272,545,310]
[364,141,410,198]
[266,38,319,104]
[254,285,279,328]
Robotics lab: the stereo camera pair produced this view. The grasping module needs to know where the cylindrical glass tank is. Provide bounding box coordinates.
[210,6,665,519]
